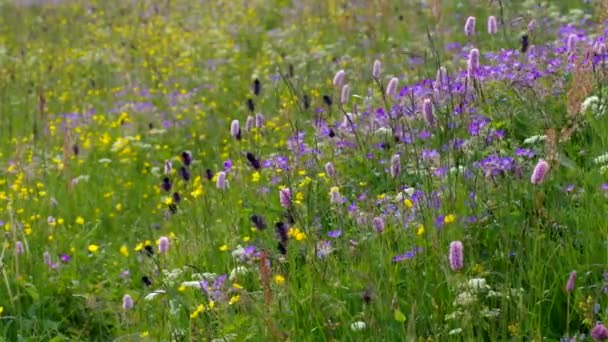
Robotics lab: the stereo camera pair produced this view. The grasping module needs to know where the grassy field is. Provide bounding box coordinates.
[0,0,608,340]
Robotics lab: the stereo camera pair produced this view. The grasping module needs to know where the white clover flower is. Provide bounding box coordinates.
[350,321,367,331]
[594,153,608,165]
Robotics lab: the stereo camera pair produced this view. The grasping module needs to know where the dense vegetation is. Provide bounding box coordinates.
[1,0,608,340]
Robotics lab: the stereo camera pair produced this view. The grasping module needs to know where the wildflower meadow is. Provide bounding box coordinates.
[2,0,608,340]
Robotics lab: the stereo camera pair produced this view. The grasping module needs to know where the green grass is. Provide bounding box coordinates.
[0,0,607,340]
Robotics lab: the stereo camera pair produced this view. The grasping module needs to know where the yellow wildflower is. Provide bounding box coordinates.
[444,214,456,224]
[274,274,285,285]
[228,295,241,305]
[88,244,99,253]
[416,225,425,236]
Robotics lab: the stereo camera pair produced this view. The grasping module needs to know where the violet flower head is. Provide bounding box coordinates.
[179,166,190,181]
[161,177,172,192]
[329,186,342,204]
[386,77,399,97]
[15,240,24,255]
[158,236,170,254]
[464,16,476,36]
[255,113,265,128]
[487,16,498,35]
[279,188,291,208]
[245,115,254,132]
[333,69,346,88]
[340,84,350,104]
[449,241,464,271]
[372,216,385,233]
[565,271,576,293]
[372,59,382,78]
[591,322,608,341]
[181,151,192,166]
[422,98,435,126]
[122,294,134,311]
[530,159,550,185]
[567,34,578,54]
[390,154,401,178]
[467,48,480,79]
[216,171,227,189]
[230,120,241,140]
[324,161,335,178]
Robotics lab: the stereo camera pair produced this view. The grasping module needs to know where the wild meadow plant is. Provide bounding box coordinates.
[0,0,608,340]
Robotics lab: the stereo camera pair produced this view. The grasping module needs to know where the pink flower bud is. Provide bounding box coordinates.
[530,159,550,185]
[230,120,241,140]
[255,113,265,128]
[372,59,382,78]
[449,241,464,271]
[386,77,399,97]
[487,16,498,35]
[324,162,335,178]
[464,16,476,36]
[467,48,480,79]
[245,115,254,132]
[565,271,576,293]
[122,294,134,311]
[341,84,350,104]
[158,236,170,254]
[333,69,346,87]
[390,154,401,178]
[422,98,435,126]
[216,171,227,189]
[279,188,291,208]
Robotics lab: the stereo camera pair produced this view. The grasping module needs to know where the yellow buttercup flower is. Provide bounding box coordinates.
[274,274,285,285]
[416,224,425,236]
[444,214,456,224]
[88,244,99,253]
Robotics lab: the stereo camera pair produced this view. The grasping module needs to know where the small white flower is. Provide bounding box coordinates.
[98,158,112,164]
[373,127,392,136]
[144,290,166,301]
[467,278,488,291]
[454,292,476,306]
[229,266,249,281]
[581,96,600,113]
[523,135,547,145]
[180,281,203,288]
[449,328,463,335]
[594,153,608,165]
[480,308,501,318]
[350,321,367,331]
